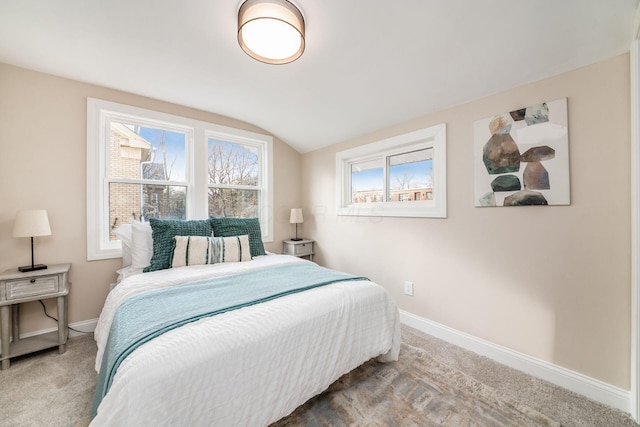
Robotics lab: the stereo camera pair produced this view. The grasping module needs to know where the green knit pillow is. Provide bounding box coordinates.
[209,217,266,258]
[144,218,213,272]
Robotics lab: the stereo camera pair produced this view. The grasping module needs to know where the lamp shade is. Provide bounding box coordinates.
[289,208,303,224]
[13,209,52,238]
[238,0,305,64]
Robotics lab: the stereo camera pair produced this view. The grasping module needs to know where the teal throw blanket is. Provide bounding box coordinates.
[92,263,367,415]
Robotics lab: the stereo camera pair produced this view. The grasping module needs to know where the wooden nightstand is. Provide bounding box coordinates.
[283,239,314,261]
[0,263,71,369]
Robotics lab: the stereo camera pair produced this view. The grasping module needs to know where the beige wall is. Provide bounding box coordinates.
[301,54,631,389]
[0,53,631,390]
[0,63,301,333]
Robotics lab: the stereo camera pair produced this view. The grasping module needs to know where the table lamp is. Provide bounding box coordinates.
[289,208,303,241]
[13,209,51,272]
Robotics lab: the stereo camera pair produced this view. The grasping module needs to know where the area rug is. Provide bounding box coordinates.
[272,342,560,427]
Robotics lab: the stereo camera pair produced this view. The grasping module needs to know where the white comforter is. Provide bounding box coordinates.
[92,255,400,426]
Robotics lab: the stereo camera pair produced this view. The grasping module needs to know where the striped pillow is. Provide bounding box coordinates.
[172,235,251,268]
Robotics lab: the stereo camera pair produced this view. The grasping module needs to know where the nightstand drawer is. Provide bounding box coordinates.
[5,276,59,300]
[282,240,314,261]
[293,243,313,256]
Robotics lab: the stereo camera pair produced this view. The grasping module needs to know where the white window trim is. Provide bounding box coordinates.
[336,123,447,218]
[87,98,273,261]
[205,129,273,242]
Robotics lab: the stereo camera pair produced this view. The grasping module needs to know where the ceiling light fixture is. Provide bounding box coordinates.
[237,0,305,65]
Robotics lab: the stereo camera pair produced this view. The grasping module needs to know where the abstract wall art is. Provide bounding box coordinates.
[473,98,570,207]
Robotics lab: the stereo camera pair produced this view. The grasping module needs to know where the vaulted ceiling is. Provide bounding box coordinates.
[0,0,637,153]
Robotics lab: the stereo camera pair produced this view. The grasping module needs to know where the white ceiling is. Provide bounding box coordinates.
[0,0,637,153]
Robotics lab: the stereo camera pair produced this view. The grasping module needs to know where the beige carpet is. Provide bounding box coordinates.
[0,325,637,427]
[0,336,95,427]
[273,343,558,426]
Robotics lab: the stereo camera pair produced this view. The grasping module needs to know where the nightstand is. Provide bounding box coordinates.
[0,263,71,369]
[283,239,314,261]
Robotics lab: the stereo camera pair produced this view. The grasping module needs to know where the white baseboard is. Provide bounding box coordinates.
[400,309,631,413]
[0,318,98,353]
[67,318,99,338]
[22,318,98,339]
[3,312,630,413]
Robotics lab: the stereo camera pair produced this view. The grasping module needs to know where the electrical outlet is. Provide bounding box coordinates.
[404,281,414,296]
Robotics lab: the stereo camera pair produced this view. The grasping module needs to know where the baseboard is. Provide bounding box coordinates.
[399,309,631,413]
[3,312,630,413]
[0,318,97,354]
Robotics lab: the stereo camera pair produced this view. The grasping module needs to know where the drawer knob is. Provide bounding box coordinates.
[30,279,36,283]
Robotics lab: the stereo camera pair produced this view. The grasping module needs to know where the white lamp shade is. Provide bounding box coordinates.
[289,208,303,224]
[238,0,305,64]
[13,209,52,238]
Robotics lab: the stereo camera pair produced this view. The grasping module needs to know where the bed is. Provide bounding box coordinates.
[91,250,400,426]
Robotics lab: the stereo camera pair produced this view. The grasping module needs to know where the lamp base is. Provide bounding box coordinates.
[18,264,48,272]
[290,238,303,241]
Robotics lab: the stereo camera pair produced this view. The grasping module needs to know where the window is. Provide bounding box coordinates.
[107,120,189,242]
[351,159,383,204]
[87,98,273,260]
[336,124,446,218]
[207,138,262,218]
[387,148,433,202]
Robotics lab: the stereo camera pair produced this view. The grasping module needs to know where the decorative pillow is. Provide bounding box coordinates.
[211,235,251,264]
[171,235,251,267]
[114,224,132,267]
[209,217,266,258]
[131,221,153,270]
[144,218,213,272]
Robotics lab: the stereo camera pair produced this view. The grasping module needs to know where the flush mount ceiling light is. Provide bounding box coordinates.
[238,0,305,65]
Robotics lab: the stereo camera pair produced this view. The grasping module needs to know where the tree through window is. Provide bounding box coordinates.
[207,139,261,218]
[87,98,274,260]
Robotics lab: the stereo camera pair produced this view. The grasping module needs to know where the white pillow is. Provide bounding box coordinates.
[116,266,144,283]
[114,224,132,267]
[131,221,153,269]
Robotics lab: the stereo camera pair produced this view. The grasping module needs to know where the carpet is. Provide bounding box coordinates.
[0,335,96,427]
[4,328,636,426]
[273,343,559,427]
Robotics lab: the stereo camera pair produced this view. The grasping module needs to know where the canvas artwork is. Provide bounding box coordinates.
[473,98,570,207]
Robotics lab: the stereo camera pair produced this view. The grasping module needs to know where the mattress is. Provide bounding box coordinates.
[91,255,400,426]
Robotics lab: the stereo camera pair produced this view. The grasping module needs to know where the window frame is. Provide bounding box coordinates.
[104,113,194,232]
[87,98,273,261]
[336,124,447,218]
[205,130,271,230]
